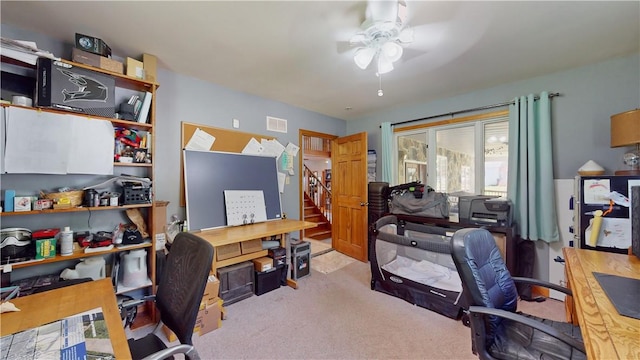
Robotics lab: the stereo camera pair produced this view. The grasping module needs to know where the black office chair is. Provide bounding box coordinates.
[124,232,214,360]
[450,228,586,360]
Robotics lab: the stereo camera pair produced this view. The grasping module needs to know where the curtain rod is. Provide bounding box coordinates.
[384,92,561,128]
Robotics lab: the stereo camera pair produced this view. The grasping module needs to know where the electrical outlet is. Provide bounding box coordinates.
[232,118,240,128]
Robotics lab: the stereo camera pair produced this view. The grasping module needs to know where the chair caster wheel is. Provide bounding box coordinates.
[461,313,470,327]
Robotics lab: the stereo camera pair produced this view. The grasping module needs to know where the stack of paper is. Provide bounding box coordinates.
[1,37,59,65]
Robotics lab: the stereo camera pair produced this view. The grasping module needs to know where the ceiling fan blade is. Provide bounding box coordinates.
[404,22,449,51]
[337,40,356,54]
[397,0,408,24]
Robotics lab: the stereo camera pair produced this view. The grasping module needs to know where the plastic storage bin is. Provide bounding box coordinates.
[254,266,281,296]
[217,261,254,305]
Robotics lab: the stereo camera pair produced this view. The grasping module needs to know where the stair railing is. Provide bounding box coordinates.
[303,165,332,223]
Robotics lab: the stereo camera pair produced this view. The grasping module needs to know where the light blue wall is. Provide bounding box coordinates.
[348,53,640,180]
[153,70,346,221]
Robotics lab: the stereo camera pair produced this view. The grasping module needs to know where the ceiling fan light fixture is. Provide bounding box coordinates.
[381,41,403,62]
[377,51,394,74]
[354,47,376,69]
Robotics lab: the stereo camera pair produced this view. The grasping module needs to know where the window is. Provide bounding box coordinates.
[394,110,509,198]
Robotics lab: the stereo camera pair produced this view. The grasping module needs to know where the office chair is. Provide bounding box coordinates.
[450,228,586,360]
[123,232,214,360]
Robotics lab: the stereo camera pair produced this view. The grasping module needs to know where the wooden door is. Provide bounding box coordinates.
[331,132,368,262]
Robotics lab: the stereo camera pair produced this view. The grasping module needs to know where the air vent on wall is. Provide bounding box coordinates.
[266,116,287,133]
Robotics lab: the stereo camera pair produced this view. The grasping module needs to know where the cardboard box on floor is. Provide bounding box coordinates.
[163,276,222,342]
[202,275,220,308]
[163,298,224,342]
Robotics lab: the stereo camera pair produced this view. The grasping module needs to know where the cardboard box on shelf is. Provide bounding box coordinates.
[72,48,123,74]
[126,57,144,79]
[14,196,31,212]
[241,238,262,254]
[75,33,111,57]
[35,238,56,259]
[252,257,273,272]
[142,53,157,82]
[36,57,116,118]
[216,243,242,261]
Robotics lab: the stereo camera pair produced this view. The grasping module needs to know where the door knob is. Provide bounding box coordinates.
[360,202,369,206]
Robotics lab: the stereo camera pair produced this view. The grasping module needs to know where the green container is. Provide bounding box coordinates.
[35,238,57,259]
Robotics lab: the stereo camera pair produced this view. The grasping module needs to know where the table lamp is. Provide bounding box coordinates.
[610,108,640,175]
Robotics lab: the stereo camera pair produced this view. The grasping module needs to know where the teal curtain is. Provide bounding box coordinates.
[507,92,559,243]
[381,122,393,183]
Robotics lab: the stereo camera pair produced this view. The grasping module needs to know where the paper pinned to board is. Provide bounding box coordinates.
[242,137,264,155]
[278,172,286,193]
[285,142,300,157]
[583,179,611,204]
[185,127,216,151]
[261,138,285,158]
[585,217,631,249]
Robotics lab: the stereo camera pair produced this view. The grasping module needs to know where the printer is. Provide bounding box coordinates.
[458,196,513,227]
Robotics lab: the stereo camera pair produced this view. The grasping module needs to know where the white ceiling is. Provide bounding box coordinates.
[1,1,638,121]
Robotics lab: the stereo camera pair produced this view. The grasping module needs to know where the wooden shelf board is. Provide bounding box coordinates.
[216,250,268,268]
[3,242,152,270]
[1,203,152,217]
[1,104,153,131]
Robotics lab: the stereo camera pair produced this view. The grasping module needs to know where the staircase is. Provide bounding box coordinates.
[303,193,332,240]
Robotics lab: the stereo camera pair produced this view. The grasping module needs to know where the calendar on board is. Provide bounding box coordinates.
[224,190,268,226]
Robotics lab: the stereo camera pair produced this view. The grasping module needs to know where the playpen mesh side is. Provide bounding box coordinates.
[369,215,463,319]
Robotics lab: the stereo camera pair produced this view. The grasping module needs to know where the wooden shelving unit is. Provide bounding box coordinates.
[1,56,159,323]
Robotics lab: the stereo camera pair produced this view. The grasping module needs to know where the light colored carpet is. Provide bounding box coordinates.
[305,238,332,257]
[134,260,566,359]
[311,250,356,274]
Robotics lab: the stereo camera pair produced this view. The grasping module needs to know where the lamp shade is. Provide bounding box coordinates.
[611,109,640,147]
[354,47,376,70]
[381,41,403,62]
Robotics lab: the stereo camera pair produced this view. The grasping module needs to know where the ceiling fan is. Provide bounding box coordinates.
[349,0,415,74]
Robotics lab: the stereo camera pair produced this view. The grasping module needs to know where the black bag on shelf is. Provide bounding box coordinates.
[389,190,449,218]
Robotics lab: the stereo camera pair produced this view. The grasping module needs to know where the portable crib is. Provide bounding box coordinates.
[369,214,463,320]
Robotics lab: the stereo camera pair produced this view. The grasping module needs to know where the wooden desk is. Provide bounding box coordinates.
[0,278,130,358]
[563,247,640,360]
[195,219,317,288]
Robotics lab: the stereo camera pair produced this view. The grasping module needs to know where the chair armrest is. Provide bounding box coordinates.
[140,344,200,360]
[511,277,572,296]
[468,306,585,353]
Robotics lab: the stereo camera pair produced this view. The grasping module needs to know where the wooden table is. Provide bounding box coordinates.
[563,247,640,360]
[1,278,130,359]
[195,219,317,288]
